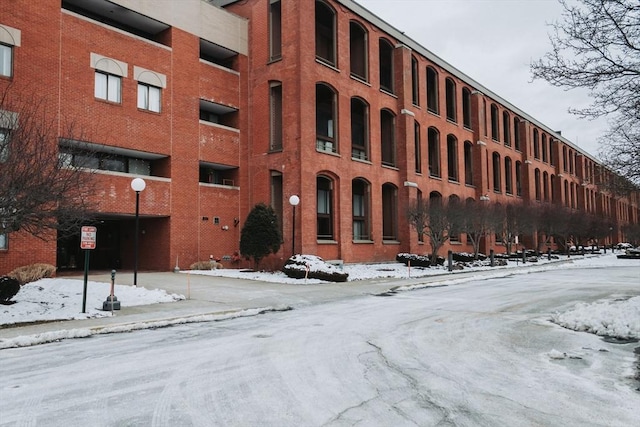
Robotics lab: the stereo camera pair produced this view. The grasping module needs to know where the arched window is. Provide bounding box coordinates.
[428,127,441,177]
[448,195,461,242]
[269,81,283,151]
[414,122,421,173]
[380,109,396,166]
[492,152,501,192]
[411,56,419,105]
[503,111,510,146]
[352,178,370,240]
[445,78,456,122]
[316,83,337,153]
[349,21,368,81]
[426,66,439,114]
[543,171,549,201]
[535,168,541,200]
[379,38,394,93]
[464,141,473,185]
[533,129,540,159]
[351,97,369,160]
[315,1,336,65]
[513,117,521,151]
[515,161,522,196]
[269,0,282,61]
[447,134,458,182]
[462,87,472,129]
[564,180,570,206]
[490,104,499,141]
[317,175,334,239]
[542,134,548,162]
[505,157,513,194]
[382,183,398,240]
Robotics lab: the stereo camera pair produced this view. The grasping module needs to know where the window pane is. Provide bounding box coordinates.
[149,86,161,112]
[128,158,151,175]
[0,233,7,250]
[0,44,12,77]
[137,84,148,109]
[107,75,121,103]
[95,72,107,99]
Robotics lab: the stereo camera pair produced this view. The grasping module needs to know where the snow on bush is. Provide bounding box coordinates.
[282,254,349,282]
[551,296,640,339]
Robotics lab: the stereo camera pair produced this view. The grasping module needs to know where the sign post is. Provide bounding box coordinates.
[80,226,97,313]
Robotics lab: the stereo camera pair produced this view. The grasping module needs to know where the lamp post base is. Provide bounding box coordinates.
[102,295,121,311]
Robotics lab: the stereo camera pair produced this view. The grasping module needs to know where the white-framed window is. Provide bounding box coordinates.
[137,83,161,112]
[0,128,9,162]
[0,44,12,77]
[0,233,7,250]
[95,71,121,103]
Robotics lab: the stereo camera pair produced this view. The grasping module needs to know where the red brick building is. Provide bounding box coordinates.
[1,0,638,274]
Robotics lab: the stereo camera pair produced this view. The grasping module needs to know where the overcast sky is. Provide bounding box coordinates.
[356,0,606,159]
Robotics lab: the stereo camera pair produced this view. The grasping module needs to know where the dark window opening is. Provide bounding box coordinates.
[428,127,440,177]
[445,78,456,122]
[447,134,458,182]
[270,82,283,151]
[269,0,282,61]
[351,97,369,160]
[316,84,337,153]
[426,66,439,114]
[379,39,394,93]
[315,1,336,66]
[350,21,368,80]
[317,176,334,240]
[199,100,239,129]
[462,87,472,129]
[380,109,396,166]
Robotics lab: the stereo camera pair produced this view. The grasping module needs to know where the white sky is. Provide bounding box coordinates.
[355,0,607,158]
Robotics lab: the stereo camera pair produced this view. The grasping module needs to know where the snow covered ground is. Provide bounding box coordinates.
[1,253,638,342]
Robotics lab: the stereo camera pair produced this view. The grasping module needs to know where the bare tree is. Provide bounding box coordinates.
[0,85,95,239]
[531,0,640,185]
[455,199,492,259]
[490,203,536,255]
[406,197,452,265]
[532,203,570,253]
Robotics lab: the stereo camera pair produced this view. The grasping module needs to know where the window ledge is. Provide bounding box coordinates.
[382,240,400,245]
[350,74,370,86]
[351,157,371,165]
[315,58,340,73]
[352,239,374,244]
[317,239,338,245]
[379,88,397,98]
[382,163,399,171]
[316,148,341,157]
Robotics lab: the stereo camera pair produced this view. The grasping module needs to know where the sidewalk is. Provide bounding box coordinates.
[0,261,573,341]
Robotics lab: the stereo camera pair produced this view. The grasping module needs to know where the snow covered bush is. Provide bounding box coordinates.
[0,276,20,304]
[395,253,444,267]
[452,252,487,262]
[282,255,349,282]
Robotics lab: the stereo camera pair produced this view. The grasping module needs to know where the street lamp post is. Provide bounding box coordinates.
[131,178,146,287]
[289,195,300,256]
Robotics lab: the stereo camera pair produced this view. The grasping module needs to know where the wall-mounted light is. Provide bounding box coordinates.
[234,217,239,227]
[222,225,229,231]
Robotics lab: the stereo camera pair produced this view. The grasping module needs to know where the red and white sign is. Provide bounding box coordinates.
[80,226,97,250]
